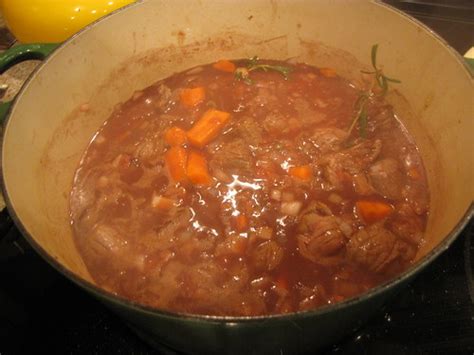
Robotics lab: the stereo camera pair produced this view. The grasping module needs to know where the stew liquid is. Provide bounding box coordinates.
[70,59,429,316]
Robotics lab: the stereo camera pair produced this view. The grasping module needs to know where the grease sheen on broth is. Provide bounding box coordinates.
[70,58,429,316]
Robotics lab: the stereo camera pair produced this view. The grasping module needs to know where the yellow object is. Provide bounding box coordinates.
[0,0,136,43]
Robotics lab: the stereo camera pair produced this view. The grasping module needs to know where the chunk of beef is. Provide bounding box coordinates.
[82,225,145,273]
[148,207,193,251]
[352,173,376,196]
[309,127,348,154]
[297,202,352,265]
[247,87,278,110]
[387,202,424,245]
[262,113,300,136]
[209,138,254,178]
[251,240,284,271]
[298,284,328,311]
[256,140,305,176]
[236,115,263,146]
[293,98,327,127]
[145,260,185,307]
[347,223,415,273]
[297,230,346,266]
[70,169,100,229]
[135,136,166,167]
[320,139,382,190]
[154,84,173,111]
[368,158,404,200]
[179,261,266,316]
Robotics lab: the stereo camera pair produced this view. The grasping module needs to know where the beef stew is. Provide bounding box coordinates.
[70,57,429,316]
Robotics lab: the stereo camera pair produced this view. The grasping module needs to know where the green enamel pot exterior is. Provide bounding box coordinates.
[0,43,59,122]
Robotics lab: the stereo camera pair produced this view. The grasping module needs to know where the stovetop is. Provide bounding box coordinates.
[0,1,473,354]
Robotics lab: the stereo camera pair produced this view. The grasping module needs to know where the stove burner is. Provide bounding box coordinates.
[464,223,474,304]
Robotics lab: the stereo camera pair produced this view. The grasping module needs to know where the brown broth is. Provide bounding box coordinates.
[70,59,429,316]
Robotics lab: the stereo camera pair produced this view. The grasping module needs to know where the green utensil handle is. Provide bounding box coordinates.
[0,43,60,123]
[465,57,474,72]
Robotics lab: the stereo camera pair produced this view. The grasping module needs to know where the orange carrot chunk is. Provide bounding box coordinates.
[356,200,394,224]
[233,214,249,232]
[187,109,231,148]
[288,165,313,181]
[319,67,337,78]
[213,59,236,73]
[165,146,188,183]
[275,272,289,291]
[165,126,187,146]
[407,167,421,180]
[180,87,206,107]
[186,150,212,185]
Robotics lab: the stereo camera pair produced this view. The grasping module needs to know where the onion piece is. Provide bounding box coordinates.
[281,201,302,216]
[270,189,282,201]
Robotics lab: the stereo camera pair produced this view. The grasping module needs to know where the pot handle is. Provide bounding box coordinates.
[465,58,474,72]
[0,43,60,123]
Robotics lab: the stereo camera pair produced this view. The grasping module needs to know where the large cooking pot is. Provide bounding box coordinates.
[1,1,473,353]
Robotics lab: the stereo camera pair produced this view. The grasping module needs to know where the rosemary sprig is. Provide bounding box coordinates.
[360,44,401,96]
[235,56,293,84]
[347,44,401,137]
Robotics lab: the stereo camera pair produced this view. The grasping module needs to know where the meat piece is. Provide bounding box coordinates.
[236,115,263,146]
[297,202,352,265]
[250,240,284,271]
[262,113,290,136]
[70,169,100,229]
[297,230,346,265]
[145,260,185,307]
[209,138,254,177]
[352,173,376,196]
[309,127,348,154]
[320,139,382,190]
[256,140,305,176]
[293,98,327,127]
[82,225,145,272]
[135,136,166,166]
[149,207,193,250]
[387,202,424,245]
[248,87,278,109]
[298,284,327,311]
[179,261,266,316]
[154,84,173,110]
[368,158,404,200]
[347,223,415,273]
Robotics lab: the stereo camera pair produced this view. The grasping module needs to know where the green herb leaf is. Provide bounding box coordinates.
[248,64,293,79]
[234,67,254,85]
[380,76,388,95]
[236,56,293,82]
[384,76,401,83]
[358,106,368,138]
[248,56,259,66]
[375,74,384,91]
[371,44,379,69]
[349,45,401,139]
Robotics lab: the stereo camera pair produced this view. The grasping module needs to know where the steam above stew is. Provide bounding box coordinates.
[70,55,429,316]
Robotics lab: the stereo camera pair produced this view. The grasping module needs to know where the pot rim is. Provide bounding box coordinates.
[1,0,473,323]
